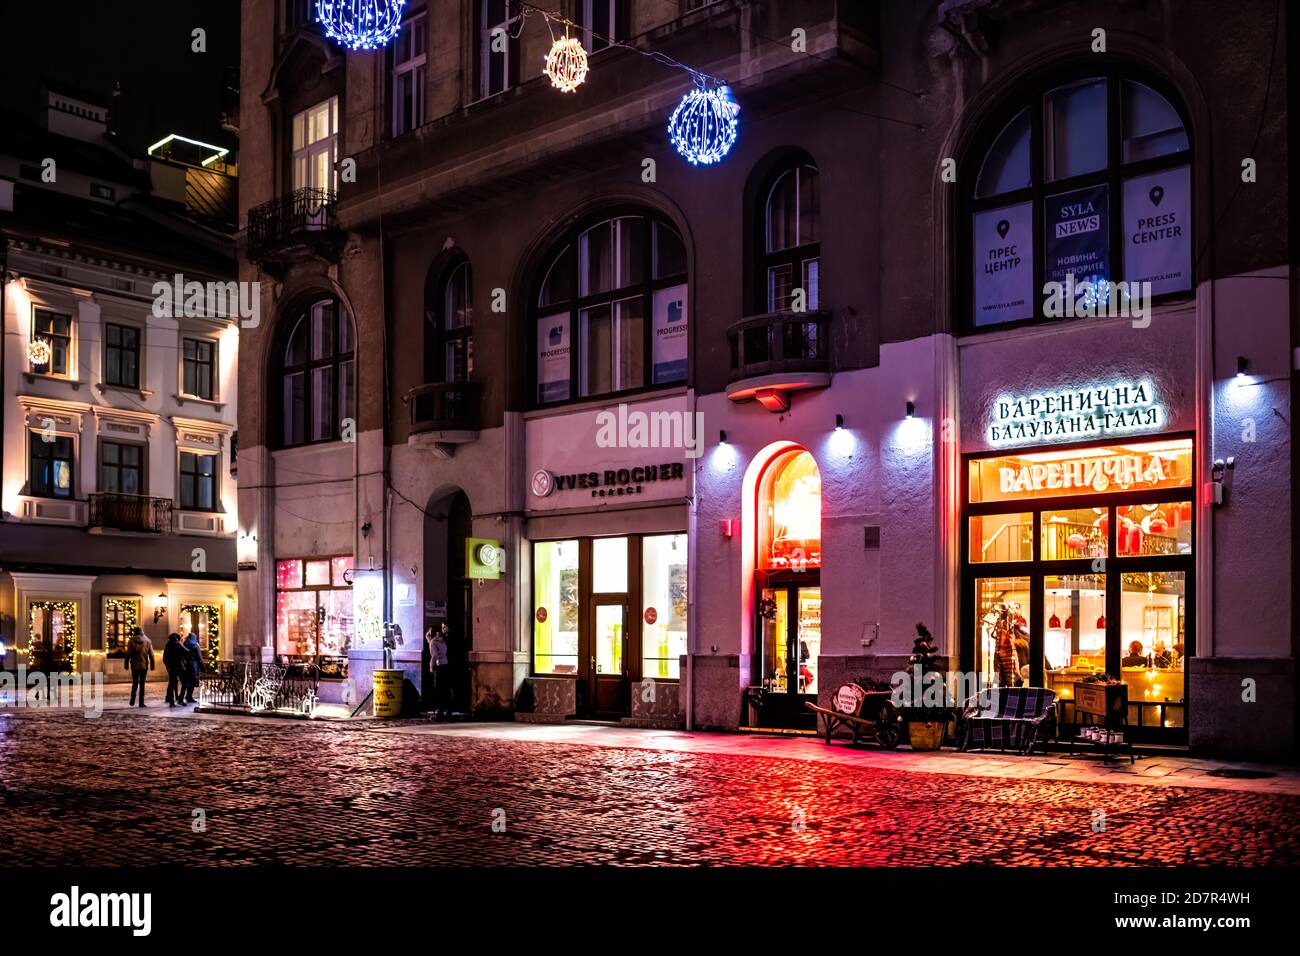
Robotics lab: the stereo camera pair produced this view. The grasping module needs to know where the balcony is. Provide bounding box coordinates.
[88,493,173,535]
[245,188,344,270]
[726,310,831,411]
[406,381,481,458]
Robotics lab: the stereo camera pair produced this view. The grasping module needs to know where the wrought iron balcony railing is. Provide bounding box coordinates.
[246,187,340,263]
[727,309,831,384]
[88,493,173,534]
[408,381,481,433]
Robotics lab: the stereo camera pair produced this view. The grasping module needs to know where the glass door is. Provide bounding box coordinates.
[589,600,628,717]
[757,583,821,728]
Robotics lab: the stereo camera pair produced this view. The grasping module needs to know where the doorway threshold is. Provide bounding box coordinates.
[566,717,624,726]
[739,726,819,737]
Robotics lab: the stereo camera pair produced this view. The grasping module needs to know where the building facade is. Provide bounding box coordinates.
[1,86,240,681]
[237,0,1295,758]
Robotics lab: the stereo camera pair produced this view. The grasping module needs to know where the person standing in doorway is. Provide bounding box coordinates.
[124,627,154,707]
[181,627,203,704]
[425,624,450,718]
[162,633,185,707]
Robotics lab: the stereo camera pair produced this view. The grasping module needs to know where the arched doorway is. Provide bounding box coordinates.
[422,489,473,714]
[753,447,822,729]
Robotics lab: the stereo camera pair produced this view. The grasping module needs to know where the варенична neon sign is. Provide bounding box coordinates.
[989,380,1163,445]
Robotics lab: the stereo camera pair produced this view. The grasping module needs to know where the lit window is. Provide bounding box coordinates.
[275,554,354,676]
[31,309,72,376]
[758,448,821,571]
[29,431,74,499]
[642,534,687,679]
[532,540,580,674]
[291,97,340,195]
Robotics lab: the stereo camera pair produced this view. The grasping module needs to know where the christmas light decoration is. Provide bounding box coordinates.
[180,604,222,670]
[27,337,52,366]
[28,600,77,671]
[544,35,588,93]
[315,0,406,51]
[667,84,739,166]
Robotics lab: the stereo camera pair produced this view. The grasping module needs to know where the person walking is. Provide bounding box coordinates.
[124,627,154,707]
[181,628,203,704]
[425,624,450,718]
[162,632,185,707]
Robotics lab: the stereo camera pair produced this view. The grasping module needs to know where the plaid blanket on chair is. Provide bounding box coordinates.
[960,687,1057,755]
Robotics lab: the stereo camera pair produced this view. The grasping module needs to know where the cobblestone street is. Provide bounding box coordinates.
[1,709,1298,866]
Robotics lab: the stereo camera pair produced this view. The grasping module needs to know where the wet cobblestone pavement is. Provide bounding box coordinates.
[1,711,1298,866]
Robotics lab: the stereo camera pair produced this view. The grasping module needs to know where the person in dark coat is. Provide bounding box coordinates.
[162,633,186,707]
[181,629,203,704]
[425,624,451,718]
[124,628,154,707]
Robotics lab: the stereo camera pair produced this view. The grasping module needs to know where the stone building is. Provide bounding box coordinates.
[236,0,1295,758]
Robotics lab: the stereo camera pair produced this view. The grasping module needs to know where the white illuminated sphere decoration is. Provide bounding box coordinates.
[545,37,589,93]
[667,85,739,166]
[315,0,406,51]
[27,338,52,366]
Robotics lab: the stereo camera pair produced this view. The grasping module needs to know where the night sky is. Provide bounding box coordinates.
[0,0,239,154]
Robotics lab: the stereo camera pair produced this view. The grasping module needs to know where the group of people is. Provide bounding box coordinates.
[1122,639,1184,669]
[123,627,205,708]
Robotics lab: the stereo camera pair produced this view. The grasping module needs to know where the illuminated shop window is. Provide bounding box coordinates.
[758,448,821,571]
[275,555,354,677]
[968,438,1193,505]
[642,534,687,680]
[533,540,580,674]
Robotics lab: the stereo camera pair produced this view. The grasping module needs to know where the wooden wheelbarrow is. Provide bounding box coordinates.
[805,683,903,749]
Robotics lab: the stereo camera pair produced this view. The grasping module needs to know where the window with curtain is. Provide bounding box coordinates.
[291,96,340,195]
[280,298,356,447]
[968,73,1191,328]
[762,165,820,313]
[533,213,687,404]
[29,431,74,498]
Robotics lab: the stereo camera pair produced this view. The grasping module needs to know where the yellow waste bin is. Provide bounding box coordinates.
[372,669,404,718]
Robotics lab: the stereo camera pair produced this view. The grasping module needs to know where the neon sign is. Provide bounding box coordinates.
[989,380,1163,445]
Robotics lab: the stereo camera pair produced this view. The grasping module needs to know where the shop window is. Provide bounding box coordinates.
[29,431,74,498]
[967,71,1191,328]
[1120,570,1187,728]
[968,438,1194,505]
[975,577,1031,688]
[104,323,140,388]
[31,309,72,376]
[533,540,580,674]
[532,213,687,405]
[103,597,141,658]
[1040,507,1107,560]
[1042,573,1107,698]
[591,537,628,592]
[291,97,339,196]
[758,448,821,571]
[100,441,144,496]
[762,165,820,313]
[179,604,222,671]
[642,534,687,680]
[27,601,77,672]
[390,10,427,136]
[426,257,473,383]
[968,512,1032,563]
[275,555,354,676]
[279,298,356,447]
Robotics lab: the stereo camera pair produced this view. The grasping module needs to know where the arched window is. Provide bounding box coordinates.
[532,212,687,405]
[966,72,1191,329]
[762,164,820,312]
[280,298,355,447]
[758,448,822,571]
[425,258,473,384]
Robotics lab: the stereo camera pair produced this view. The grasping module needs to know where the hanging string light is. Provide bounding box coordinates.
[27,337,52,366]
[667,84,740,166]
[315,0,407,51]
[545,35,589,93]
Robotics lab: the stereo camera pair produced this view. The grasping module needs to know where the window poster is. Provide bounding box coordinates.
[1044,184,1109,287]
[537,312,571,403]
[972,202,1033,326]
[1123,165,1191,296]
[652,284,687,384]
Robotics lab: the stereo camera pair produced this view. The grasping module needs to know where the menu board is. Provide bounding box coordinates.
[972,202,1033,326]
[1123,165,1191,296]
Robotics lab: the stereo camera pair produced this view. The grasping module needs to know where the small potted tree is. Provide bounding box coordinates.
[902,622,952,751]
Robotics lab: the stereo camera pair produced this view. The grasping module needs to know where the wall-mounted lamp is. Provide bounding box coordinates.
[834,413,844,431]
[1236,356,1249,379]
[153,592,168,624]
[905,401,915,420]
[719,430,728,444]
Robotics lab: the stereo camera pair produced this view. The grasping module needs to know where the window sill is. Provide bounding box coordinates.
[174,393,226,411]
[24,371,80,389]
[523,385,688,421]
[97,382,154,399]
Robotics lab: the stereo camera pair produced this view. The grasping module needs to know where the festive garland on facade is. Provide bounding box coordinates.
[104,597,139,655]
[27,600,77,671]
[181,604,222,670]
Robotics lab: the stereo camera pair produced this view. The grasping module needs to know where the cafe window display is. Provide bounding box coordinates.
[963,437,1193,742]
[532,533,688,716]
[753,448,822,728]
[275,556,355,678]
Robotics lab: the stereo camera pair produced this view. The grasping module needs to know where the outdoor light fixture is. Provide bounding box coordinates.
[835,414,844,431]
[1236,356,1249,379]
[905,401,915,420]
[153,593,167,624]
[719,430,727,444]
[26,337,52,366]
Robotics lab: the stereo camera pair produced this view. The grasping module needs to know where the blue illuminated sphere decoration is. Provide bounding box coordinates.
[316,0,407,51]
[667,85,740,166]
